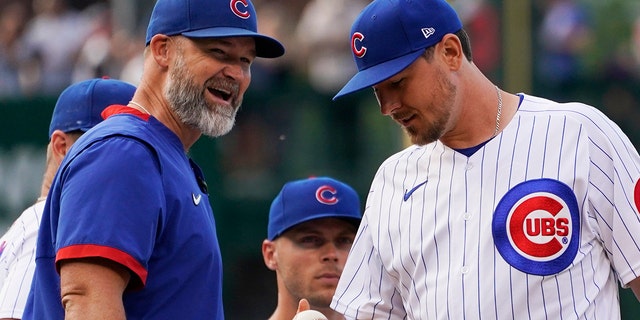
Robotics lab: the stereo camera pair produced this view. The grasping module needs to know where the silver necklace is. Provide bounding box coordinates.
[493,85,502,137]
[128,101,151,115]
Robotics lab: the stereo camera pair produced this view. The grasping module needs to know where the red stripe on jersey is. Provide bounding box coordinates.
[56,244,148,289]
[101,105,151,121]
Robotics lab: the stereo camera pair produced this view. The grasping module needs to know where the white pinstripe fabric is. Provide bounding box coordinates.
[0,200,44,318]
[332,94,640,319]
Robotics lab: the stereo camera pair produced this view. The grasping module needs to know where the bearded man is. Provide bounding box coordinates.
[23,0,284,318]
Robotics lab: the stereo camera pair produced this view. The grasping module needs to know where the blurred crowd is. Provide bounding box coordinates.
[1,0,640,105]
[0,0,144,97]
[0,0,503,99]
[0,0,369,98]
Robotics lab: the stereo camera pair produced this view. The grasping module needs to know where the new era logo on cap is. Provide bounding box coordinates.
[422,27,436,39]
[334,0,462,100]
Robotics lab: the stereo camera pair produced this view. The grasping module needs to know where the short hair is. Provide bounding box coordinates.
[423,28,473,62]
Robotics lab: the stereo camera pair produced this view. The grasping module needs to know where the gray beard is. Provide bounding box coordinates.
[165,58,241,138]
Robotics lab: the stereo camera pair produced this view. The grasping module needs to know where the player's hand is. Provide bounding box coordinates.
[293,298,328,320]
[296,298,311,313]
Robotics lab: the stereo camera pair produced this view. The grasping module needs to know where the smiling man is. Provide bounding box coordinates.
[23,0,284,319]
[262,177,362,320]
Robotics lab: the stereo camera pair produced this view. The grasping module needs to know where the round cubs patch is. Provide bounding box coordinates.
[493,178,580,275]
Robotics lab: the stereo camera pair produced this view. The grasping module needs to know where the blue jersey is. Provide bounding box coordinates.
[24,107,224,319]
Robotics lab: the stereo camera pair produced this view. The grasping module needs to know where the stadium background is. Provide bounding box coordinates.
[1,0,640,318]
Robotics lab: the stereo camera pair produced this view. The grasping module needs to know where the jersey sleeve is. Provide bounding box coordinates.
[0,202,42,318]
[54,136,164,288]
[584,107,640,287]
[331,212,407,319]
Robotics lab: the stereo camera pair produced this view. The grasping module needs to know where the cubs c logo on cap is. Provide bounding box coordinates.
[316,185,339,205]
[351,32,366,58]
[493,179,580,276]
[230,0,250,19]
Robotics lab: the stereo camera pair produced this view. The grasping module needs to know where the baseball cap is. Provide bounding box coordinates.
[268,177,362,240]
[333,0,462,100]
[48,78,136,138]
[145,0,285,58]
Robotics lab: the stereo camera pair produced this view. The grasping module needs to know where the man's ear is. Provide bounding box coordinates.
[439,33,464,71]
[262,239,277,271]
[149,34,172,68]
[50,130,74,159]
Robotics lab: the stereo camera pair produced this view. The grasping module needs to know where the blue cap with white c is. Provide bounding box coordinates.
[267,176,361,240]
[333,0,462,100]
[145,0,285,58]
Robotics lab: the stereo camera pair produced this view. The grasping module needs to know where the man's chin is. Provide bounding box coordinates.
[406,129,438,146]
[306,298,333,309]
[197,115,235,137]
[305,288,337,307]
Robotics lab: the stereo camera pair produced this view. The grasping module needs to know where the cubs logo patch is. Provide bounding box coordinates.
[316,185,338,205]
[230,0,250,19]
[492,179,580,276]
[351,32,366,58]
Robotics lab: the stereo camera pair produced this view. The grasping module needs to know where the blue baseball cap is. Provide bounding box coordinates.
[49,78,136,138]
[145,0,285,58]
[268,177,362,240]
[333,0,462,100]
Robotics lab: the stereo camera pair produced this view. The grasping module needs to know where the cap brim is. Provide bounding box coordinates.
[269,213,361,240]
[183,27,285,58]
[333,49,425,100]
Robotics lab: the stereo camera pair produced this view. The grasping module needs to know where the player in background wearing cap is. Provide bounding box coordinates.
[0,78,136,320]
[23,0,284,319]
[262,177,361,320]
[331,0,640,319]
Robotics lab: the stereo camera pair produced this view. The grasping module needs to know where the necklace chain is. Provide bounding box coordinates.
[128,101,151,115]
[493,85,502,137]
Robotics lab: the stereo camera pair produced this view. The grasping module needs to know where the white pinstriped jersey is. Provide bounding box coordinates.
[332,94,640,319]
[0,200,43,318]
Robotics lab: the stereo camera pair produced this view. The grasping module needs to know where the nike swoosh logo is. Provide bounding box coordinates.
[403,180,428,201]
[192,193,202,206]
